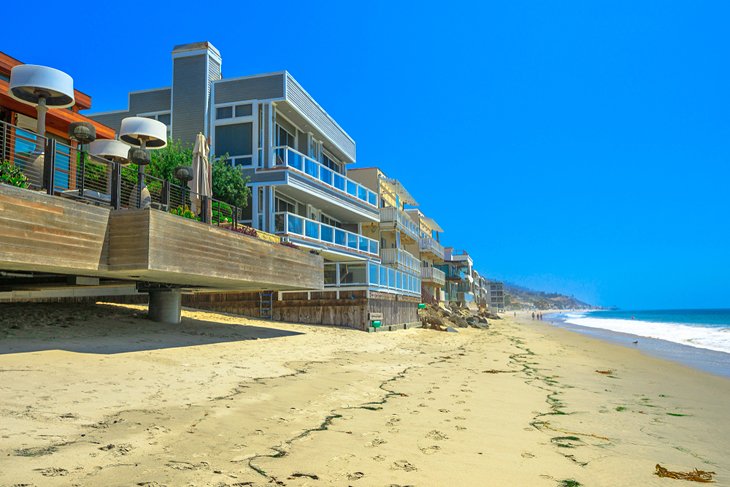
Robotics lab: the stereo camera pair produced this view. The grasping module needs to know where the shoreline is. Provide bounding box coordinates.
[542,311,730,379]
[1,303,728,485]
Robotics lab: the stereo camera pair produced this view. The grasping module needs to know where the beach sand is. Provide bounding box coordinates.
[0,304,728,486]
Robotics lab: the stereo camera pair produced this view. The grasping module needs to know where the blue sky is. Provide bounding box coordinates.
[5,1,729,309]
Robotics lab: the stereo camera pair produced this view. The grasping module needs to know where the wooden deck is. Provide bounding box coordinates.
[0,185,323,292]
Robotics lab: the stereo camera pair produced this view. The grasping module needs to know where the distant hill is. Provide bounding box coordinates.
[503,283,597,310]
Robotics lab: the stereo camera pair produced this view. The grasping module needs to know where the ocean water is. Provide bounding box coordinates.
[553,309,730,355]
[544,309,730,378]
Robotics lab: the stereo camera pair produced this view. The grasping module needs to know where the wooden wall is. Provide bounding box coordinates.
[0,184,111,274]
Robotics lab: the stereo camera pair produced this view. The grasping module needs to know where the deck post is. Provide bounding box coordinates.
[148,289,182,324]
[43,138,56,194]
[110,163,121,210]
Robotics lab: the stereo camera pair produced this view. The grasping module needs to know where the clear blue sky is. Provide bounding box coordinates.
[5,1,729,309]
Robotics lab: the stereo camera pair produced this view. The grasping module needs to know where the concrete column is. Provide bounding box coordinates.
[148,289,182,324]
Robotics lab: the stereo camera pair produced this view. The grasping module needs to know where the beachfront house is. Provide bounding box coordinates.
[488,280,506,312]
[88,42,421,330]
[405,208,446,304]
[438,248,475,307]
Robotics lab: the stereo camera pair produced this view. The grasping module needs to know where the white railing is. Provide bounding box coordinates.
[322,261,421,297]
[272,146,378,208]
[380,248,421,275]
[420,266,446,286]
[274,212,379,257]
[419,236,445,259]
[379,207,420,240]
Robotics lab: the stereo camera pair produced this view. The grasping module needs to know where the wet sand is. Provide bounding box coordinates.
[0,304,728,486]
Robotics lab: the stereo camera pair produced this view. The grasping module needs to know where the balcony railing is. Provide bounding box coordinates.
[420,266,446,286]
[274,212,379,257]
[272,146,378,207]
[379,207,420,240]
[322,261,421,297]
[419,236,445,259]
[380,248,421,275]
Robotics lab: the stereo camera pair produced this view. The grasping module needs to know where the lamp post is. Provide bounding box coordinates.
[119,117,166,208]
[89,139,131,209]
[68,122,96,197]
[174,165,193,208]
[8,64,75,189]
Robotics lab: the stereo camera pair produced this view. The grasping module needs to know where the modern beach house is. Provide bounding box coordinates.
[89,42,421,329]
[404,208,446,304]
[438,248,476,307]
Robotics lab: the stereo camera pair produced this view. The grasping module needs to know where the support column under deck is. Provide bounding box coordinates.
[148,289,182,324]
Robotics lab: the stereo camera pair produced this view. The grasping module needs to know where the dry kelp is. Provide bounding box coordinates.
[655,464,715,483]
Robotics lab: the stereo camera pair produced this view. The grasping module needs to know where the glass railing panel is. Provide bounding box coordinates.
[305,219,319,239]
[319,166,333,185]
[396,272,402,289]
[304,158,318,178]
[335,228,346,246]
[333,173,345,191]
[369,263,378,285]
[346,180,357,196]
[347,232,357,249]
[388,268,395,288]
[287,214,303,234]
[358,235,368,252]
[321,225,334,243]
[368,191,377,206]
[357,185,366,201]
[274,213,285,233]
[369,240,378,255]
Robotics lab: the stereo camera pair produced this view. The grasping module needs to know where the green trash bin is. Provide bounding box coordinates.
[418,303,426,309]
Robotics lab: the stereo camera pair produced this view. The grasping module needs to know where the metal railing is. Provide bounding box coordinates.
[380,247,421,275]
[419,236,445,259]
[379,207,420,240]
[274,211,379,257]
[272,146,378,208]
[420,266,446,286]
[0,120,278,245]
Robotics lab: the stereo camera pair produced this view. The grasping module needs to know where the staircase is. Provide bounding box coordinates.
[259,291,274,319]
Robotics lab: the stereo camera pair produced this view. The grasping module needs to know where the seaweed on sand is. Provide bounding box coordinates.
[655,464,715,483]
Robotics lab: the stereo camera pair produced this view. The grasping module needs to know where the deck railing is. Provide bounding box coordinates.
[0,120,281,245]
[419,236,445,259]
[379,207,420,241]
[274,211,379,257]
[272,146,378,208]
[380,247,421,275]
[420,266,446,286]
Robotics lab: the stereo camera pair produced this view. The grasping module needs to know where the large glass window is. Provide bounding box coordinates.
[216,122,253,165]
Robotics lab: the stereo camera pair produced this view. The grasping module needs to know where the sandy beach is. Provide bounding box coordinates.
[1,304,728,486]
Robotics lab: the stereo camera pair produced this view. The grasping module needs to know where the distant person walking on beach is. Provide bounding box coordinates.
[531,312,535,320]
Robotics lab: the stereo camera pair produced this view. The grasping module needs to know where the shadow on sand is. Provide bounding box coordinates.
[0,302,303,355]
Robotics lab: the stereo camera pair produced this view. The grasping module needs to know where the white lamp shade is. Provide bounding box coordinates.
[9,64,75,108]
[89,139,131,164]
[119,117,167,148]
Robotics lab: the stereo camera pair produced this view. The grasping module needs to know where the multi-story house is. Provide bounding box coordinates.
[488,280,505,312]
[438,248,475,307]
[88,41,419,330]
[473,270,489,307]
[405,209,446,304]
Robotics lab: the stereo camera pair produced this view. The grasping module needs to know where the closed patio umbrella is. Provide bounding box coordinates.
[189,133,211,219]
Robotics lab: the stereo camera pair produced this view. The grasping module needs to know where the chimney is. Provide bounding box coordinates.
[170,41,221,145]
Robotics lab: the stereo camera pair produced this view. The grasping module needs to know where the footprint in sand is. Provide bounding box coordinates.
[425,430,449,440]
[454,416,466,421]
[36,467,69,477]
[386,417,401,427]
[455,425,467,431]
[417,403,427,408]
[419,445,441,455]
[373,455,386,462]
[347,471,365,481]
[521,452,535,458]
[456,400,466,404]
[366,438,386,447]
[438,409,450,413]
[391,460,417,472]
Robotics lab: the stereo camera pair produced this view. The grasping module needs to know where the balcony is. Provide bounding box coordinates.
[380,248,421,275]
[420,267,446,286]
[255,146,379,222]
[322,261,421,297]
[274,212,379,259]
[379,207,420,241]
[419,236,445,260]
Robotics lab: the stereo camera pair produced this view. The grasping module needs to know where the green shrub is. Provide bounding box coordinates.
[0,160,30,188]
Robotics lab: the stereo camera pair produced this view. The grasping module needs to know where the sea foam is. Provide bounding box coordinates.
[562,314,730,355]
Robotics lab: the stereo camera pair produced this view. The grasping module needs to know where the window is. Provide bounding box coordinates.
[276,124,296,149]
[215,122,253,166]
[321,151,342,174]
[275,196,296,214]
[320,214,341,228]
[216,106,233,119]
[235,104,252,117]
